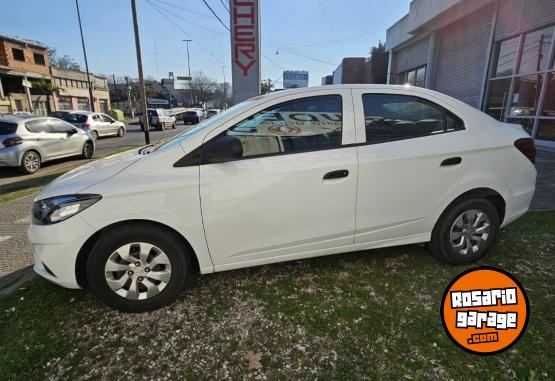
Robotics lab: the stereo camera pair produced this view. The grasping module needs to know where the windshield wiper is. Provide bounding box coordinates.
[138,140,165,155]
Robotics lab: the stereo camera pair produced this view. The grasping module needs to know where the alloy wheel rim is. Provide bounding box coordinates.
[84,143,93,158]
[104,242,172,300]
[449,209,491,255]
[25,153,39,172]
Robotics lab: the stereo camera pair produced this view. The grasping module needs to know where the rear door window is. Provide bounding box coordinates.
[25,119,51,133]
[362,94,464,144]
[64,114,88,123]
[0,121,18,135]
[49,119,74,133]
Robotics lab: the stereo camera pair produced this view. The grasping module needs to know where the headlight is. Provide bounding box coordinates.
[32,194,102,225]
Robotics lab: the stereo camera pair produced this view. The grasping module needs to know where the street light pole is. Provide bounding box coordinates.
[182,39,193,106]
[131,0,150,144]
[75,0,95,112]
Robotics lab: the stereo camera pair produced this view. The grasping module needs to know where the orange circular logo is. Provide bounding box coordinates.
[441,266,529,355]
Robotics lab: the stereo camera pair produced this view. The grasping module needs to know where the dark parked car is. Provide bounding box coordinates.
[48,111,72,119]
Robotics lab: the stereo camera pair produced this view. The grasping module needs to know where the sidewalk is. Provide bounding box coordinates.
[1,151,554,292]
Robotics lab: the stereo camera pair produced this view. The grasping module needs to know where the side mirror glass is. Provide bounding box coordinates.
[202,135,243,164]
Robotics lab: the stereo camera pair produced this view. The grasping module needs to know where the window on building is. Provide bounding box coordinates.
[58,97,72,110]
[33,53,46,66]
[12,48,25,62]
[484,25,555,141]
[399,66,426,87]
[99,99,109,113]
[537,120,555,141]
[77,98,90,111]
[519,27,552,74]
[215,95,343,159]
[14,99,23,111]
[362,94,463,144]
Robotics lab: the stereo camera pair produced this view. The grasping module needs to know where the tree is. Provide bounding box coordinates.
[370,41,389,84]
[188,72,217,105]
[47,48,82,71]
[32,79,59,113]
[260,80,274,94]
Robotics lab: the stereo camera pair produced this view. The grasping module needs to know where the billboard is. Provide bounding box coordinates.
[283,70,309,89]
[230,0,261,104]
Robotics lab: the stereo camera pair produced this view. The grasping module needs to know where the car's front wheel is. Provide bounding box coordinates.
[117,126,125,137]
[87,223,192,312]
[81,140,94,159]
[91,130,99,141]
[429,197,500,264]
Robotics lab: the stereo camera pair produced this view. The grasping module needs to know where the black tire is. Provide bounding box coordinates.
[91,130,99,141]
[87,223,192,312]
[429,197,500,264]
[158,123,164,131]
[19,150,41,174]
[81,140,94,159]
[172,122,176,129]
[117,127,125,137]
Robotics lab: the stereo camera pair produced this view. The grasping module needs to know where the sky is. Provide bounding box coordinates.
[1,0,410,87]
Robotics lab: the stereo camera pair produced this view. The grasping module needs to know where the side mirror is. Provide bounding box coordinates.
[68,129,78,135]
[202,135,243,164]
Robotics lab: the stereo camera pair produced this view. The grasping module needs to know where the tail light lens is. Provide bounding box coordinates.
[82,123,90,129]
[514,138,536,164]
[157,117,161,124]
[2,136,23,147]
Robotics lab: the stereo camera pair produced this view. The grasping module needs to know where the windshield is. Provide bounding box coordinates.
[153,101,256,152]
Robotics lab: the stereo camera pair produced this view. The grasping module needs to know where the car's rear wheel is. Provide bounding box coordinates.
[172,122,176,129]
[429,198,499,264]
[91,130,99,141]
[87,223,191,312]
[20,150,41,174]
[117,127,125,137]
[81,141,94,159]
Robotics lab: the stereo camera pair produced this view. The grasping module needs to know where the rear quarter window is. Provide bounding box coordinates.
[0,121,18,135]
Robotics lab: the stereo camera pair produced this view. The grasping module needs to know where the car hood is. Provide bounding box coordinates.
[35,149,142,200]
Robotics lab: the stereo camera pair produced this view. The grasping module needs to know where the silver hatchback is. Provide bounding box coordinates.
[64,111,126,141]
[0,115,94,174]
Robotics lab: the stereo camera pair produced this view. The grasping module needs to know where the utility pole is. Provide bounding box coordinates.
[221,66,227,109]
[112,74,120,109]
[75,0,95,112]
[125,76,135,118]
[131,0,150,144]
[182,39,193,106]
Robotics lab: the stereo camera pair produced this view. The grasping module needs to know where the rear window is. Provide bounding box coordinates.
[148,110,158,117]
[64,114,88,123]
[0,121,18,135]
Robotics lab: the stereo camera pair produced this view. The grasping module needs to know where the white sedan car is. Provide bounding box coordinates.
[28,85,536,312]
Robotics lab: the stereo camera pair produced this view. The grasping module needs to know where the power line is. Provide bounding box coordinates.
[218,0,229,12]
[316,0,344,50]
[150,0,227,35]
[146,0,226,65]
[150,0,215,18]
[200,0,230,31]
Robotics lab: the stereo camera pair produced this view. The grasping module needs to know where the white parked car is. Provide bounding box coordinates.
[64,111,126,141]
[28,85,536,312]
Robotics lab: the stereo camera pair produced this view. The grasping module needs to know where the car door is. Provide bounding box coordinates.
[100,114,117,134]
[198,90,358,270]
[91,114,106,135]
[48,118,82,156]
[24,119,60,160]
[351,89,479,244]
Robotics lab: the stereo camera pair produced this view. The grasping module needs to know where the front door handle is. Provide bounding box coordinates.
[440,157,462,166]
[323,169,349,180]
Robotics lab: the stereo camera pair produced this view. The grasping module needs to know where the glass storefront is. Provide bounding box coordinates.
[484,25,555,141]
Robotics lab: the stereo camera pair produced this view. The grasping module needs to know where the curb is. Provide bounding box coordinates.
[0,266,35,296]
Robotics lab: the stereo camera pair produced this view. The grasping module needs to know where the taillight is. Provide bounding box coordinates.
[83,123,90,129]
[2,136,23,147]
[157,117,161,123]
[514,138,536,164]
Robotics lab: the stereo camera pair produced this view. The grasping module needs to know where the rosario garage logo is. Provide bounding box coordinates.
[440,266,529,355]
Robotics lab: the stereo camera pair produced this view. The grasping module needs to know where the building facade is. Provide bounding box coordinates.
[0,35,51,115]
[386,0,555,145]
[330,57,373,85]
[50,67,111,113]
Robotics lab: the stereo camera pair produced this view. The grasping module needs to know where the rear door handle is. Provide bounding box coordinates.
[440,157,462,166]
[323,169,349,180]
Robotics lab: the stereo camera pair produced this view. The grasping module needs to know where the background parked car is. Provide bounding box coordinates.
[48,110,72,119]
[207,109,221,118]
[0,115,94,174]
[64,111,126,141]
[182,110,204,124]
[140,109,176,131]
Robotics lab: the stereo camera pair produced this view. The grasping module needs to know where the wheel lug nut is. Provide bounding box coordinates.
[128,270,134,275]
[135,262,141,267]
[145,268,150,272]
[138,276,143,281]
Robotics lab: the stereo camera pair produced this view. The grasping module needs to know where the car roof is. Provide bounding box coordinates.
[68,111,95,115]
[0,115,52,124]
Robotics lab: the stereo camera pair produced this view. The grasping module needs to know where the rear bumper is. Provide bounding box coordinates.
[0,146,23,167]
[502,163,537,227]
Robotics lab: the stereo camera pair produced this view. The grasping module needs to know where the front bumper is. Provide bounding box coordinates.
[0,146,23,167]
[28,214,95,289]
